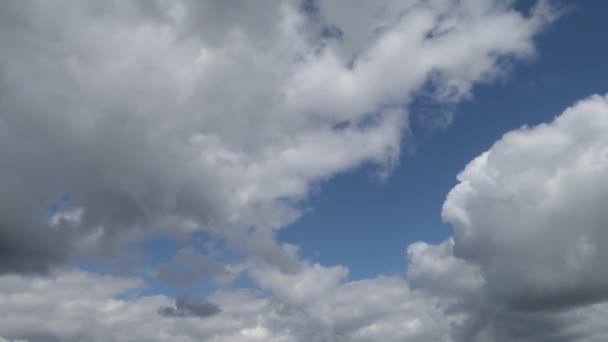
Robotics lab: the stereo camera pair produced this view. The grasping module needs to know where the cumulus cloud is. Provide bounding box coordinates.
[407,238,482,300]
[440,94,608,341]
[0,0,552,274]
[0,267,455,342]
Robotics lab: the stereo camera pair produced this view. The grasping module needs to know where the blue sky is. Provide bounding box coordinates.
[3,1,608,341]
[281,1,608,280]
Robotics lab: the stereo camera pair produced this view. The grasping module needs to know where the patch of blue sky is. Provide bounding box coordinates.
[279,1,608,281]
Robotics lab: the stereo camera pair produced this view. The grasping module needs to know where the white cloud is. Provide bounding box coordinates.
[0,267,457,342]
[445,94,608,300]
[11,1,607,341]
[7,91,608,341]
[441,94,608,341]
[0,0,552,273]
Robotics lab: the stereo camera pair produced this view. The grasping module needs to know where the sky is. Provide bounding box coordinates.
[281,0,608,280]
[2,1,608,341]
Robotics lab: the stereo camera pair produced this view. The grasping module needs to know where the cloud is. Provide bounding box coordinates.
[0,267,455,342]
[6,88,608,342]
[0,337,28,342]
[158,296,221,319]
[0,0,552,274]
[406,238,482,300]
[7,1,596,340]
[439,94,608,341]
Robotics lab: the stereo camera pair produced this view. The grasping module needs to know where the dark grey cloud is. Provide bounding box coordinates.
[506,288,608,313]
[0,193,73,274]
[0,0,241,274]
[456,307,596,342]
[158,296,221,319]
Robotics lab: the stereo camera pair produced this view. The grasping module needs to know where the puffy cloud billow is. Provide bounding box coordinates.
[7,1,608,342]
[441,94,608,341]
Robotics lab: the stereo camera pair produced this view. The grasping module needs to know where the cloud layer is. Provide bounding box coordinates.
[6,1,607,342]
[4,90,608,340]
[0,0,550,273]
[0,266,454,342]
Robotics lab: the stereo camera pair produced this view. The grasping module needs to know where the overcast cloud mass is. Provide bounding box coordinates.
[2,0,608,341]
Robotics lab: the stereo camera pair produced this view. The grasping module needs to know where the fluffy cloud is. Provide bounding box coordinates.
[0,0,551,273]
[441,94,608,341]
[0,267,456,342]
